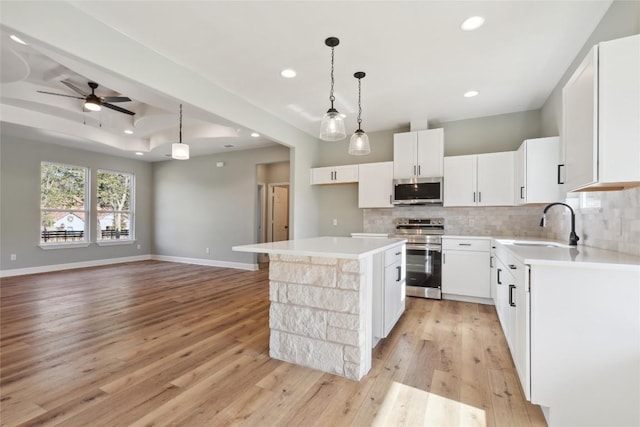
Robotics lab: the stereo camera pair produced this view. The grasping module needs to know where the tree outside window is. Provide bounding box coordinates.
[97,170,134,240]
[40,162,89,243]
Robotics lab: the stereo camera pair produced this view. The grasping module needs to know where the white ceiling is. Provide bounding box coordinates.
[0,1,612,162]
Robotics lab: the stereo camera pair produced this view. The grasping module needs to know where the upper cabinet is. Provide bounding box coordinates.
[393,128,444,179]
[310,164,359,185]
[444,152,515,207]
[358,162,394,208]
[515,137,561,205]
[563,34,640,192]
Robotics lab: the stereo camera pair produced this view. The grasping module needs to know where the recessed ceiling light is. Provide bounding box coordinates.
[464,90,479,98]
[135,152,144,156]
[461,16,485,31]
[124,129,134,134]
[224,144,235,148]
[280,69,297,78]
[10,34,27,45]
[251,132,260,138]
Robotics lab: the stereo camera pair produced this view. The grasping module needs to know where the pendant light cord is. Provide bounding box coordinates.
[179,104,183,144]
[357,78,362,131]
[329,46,335,109]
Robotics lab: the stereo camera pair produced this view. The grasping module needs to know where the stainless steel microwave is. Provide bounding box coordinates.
[393,177,443,205]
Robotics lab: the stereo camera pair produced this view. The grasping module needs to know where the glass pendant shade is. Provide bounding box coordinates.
[172,142,189,160]
[348,129,371,155]
[320,108,347,141]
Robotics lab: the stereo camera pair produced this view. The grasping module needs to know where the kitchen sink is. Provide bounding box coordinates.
[499,239,572,248]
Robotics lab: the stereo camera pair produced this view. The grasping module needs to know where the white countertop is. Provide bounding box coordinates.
[233,236,406,260]
[494,238,640,270]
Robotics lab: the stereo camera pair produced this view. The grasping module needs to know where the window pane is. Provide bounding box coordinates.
[97,212,131,240]
[40,163,86,210]
[97,170,131,211]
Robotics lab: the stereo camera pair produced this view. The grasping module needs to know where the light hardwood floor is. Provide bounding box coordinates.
[0,261,546,426]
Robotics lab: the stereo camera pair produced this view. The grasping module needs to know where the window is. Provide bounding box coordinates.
[40,162,89,245]
[97,169,134,242]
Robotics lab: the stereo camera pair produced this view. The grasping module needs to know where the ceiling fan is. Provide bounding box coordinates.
[37,81,135,115]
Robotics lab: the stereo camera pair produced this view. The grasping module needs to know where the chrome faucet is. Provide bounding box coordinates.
[540,202,580,246]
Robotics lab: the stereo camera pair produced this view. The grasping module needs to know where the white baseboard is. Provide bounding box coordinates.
[151,255,258,271]
[0,255,152,278]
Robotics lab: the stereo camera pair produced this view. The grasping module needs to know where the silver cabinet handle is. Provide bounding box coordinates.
[557,164,565,184]
[479,192,482,203]
[509,284,516,307]
[396,265,401,282]
[418,165,421,175]
[473,192,476,202]
[520,186,525,199]
[413,165,416,175]
[458,243,472,246]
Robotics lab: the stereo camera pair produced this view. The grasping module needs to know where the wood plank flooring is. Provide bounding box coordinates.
[0,260,546,426]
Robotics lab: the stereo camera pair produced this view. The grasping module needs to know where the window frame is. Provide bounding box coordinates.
[39,161,91,249]
[95,168,136,247]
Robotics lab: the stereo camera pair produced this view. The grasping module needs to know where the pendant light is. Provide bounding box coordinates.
[172,104,189,160]
[319,37,346,141]
[348,71,371,155]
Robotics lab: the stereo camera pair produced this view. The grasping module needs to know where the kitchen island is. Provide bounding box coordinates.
[233,236,406,381]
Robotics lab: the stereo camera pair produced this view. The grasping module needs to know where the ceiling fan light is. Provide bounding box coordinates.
[84,100,101,111]
[348,129,371,155]
[320,108,347,141]
[172,142,189,160]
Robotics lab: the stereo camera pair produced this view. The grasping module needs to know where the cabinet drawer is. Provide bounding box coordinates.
[443,238,490,252]
[385,245,404,266]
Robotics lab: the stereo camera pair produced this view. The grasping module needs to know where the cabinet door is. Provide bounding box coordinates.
[477,151,515,206]
[393,132,417,178]
[442,250,490,298]
[515,142,526,206]
[310,167,335,185]
[358,162,393,208]
[334,165,358,183]
[563,45,598,191]
[383,260,403,337]
[416,129,444,177]
[525,137,561,204]
[443,155,476,207]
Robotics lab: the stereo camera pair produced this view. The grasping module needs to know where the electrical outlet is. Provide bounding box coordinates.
[10,254,16,261]
[206,247,210,254]
[332,219,338,226]
[136,244,141,250]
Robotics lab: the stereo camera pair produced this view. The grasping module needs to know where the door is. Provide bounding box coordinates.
[443,155,476,207]
[477,151,515,206]
[393,132,417,178]
[271,185,289,242]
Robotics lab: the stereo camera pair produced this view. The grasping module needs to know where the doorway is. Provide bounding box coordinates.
[268,183,289,242]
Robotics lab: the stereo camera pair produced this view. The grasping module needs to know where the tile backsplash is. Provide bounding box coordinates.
[544,186,640,257]
[364,185,640,257]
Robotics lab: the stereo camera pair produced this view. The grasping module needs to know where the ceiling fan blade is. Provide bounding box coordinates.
[102,96,132,103]
[60,80,87,96]
[102,102,135,116]
[37,90,84,99]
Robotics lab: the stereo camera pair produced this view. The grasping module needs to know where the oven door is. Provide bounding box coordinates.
[405,244,442,299]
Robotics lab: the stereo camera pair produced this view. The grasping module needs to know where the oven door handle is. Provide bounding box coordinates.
[406,244,441,252]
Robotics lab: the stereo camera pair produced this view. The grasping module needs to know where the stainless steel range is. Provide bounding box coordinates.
[392,217,444,299]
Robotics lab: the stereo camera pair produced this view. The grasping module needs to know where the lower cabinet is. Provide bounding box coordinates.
[372,244,406,342]
[442,238,491,298]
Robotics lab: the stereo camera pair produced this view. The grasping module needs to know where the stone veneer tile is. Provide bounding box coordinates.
[279,254,311,263]
[340,259,362,273]
[269,282,279,302]
[344,346,361,363]
[311,257,337,265]
[286,284,360,314]
[270,303,327,340]
[344,361,364,380]
[337,272,363,290]
[271,330,345,377]
[327,326,359,345]
[269,261,337,288]
[327,312,359,330]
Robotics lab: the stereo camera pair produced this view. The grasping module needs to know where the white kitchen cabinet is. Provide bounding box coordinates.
[442,238,491,298]
[383,246,406,337]
[310,164,358,185]
[515,137,561,205]
[393,128,444,179]
[358,162,394,208]
[443,152,515,207]
[563,34,640,192]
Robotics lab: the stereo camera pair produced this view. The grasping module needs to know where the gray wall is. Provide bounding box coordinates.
[0,135,153,271]
[152,145,290,265]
